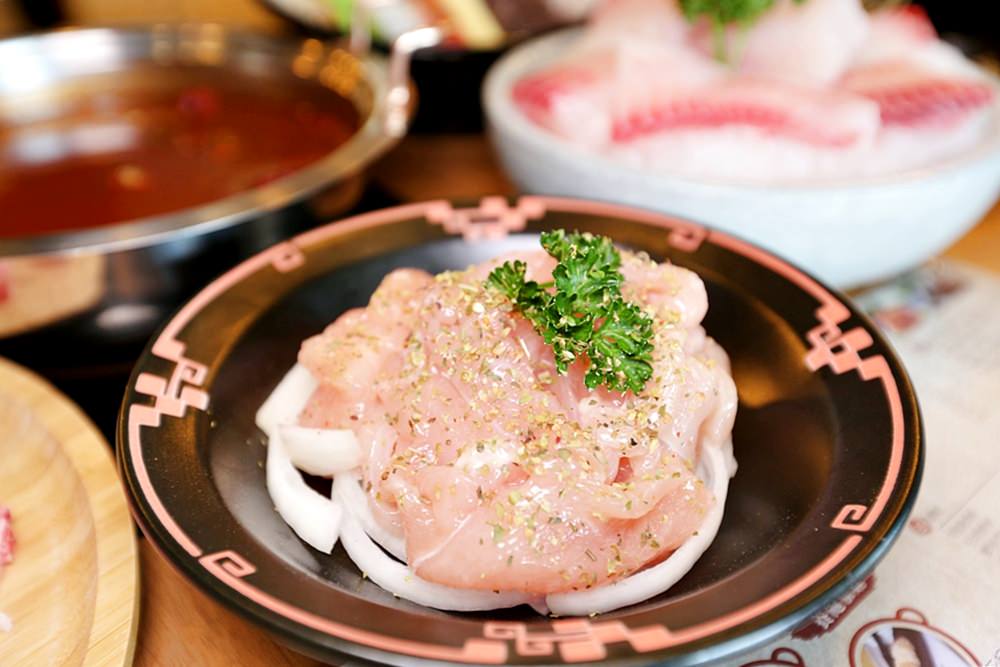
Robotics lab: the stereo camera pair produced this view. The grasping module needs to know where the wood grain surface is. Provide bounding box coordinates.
[4,0,997,661]
[122,134,1000,667]
[0,358,139,667]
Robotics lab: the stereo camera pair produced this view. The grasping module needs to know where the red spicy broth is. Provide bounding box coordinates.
[0,66,360,239]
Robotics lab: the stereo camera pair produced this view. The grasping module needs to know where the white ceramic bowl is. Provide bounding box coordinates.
[483,30,1000,288]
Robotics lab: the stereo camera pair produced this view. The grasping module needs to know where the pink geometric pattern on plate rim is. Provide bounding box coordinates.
[124,196,912,664]
[424,195,545,241]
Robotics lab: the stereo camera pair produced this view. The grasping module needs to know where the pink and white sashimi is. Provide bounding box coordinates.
[1,505,13,632]
[513,0,997,183]
[256,248,737,615]
[0,507,12,569]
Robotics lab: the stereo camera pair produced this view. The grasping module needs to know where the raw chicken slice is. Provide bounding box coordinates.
[299,268,434,421]
[298,250,737,594]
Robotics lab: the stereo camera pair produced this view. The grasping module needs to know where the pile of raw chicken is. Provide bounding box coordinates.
[284,248,737,613]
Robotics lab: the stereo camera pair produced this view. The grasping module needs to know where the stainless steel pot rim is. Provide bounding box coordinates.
[0,26,402,259]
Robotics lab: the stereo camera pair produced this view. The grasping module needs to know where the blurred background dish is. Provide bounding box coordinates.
[262,0,595,50]
[259,0,598,132]
[0,24,408,428]
[483,3,1000,287]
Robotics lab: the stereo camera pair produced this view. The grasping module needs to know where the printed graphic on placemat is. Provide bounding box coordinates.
[793,575,875,639]
[733,261,1000,666]
[850,609,978,667]
[855,264,966,334]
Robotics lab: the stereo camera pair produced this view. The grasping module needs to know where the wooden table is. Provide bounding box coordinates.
[133,134,1000,666]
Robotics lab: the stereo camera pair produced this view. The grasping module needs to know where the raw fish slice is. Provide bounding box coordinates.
[0,506,13,566]
[843,63,994,127]
[0,505,11,633]
[853,5,942,69]
[513,0,725,148]
[515,47,878,149]
[586,0,690,45]
[514,42,724,148]
[694,0,869,87]
[842,6,994,127]
[610,80,879,148]
[876,4,937,42]
[514,0,996,180]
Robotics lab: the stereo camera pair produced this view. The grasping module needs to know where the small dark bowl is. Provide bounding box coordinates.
[118,196,922,665]
[257,0,583,133]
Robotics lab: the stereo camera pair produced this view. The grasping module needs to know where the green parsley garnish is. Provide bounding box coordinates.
[679,0,807,63]
[486,230,654,395]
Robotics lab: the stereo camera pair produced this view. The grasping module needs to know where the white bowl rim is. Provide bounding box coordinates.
[483,27,1000,194]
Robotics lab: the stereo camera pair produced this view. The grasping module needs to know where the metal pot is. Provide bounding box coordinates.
[0,24,438,374]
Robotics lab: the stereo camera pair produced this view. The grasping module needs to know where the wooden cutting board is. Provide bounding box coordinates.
[0,357,139,666]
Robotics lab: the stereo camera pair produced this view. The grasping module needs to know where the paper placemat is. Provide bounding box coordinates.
[734,261,1000,667]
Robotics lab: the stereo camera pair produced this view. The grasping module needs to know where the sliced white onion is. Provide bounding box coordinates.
[266,430,343,553]
[545,441,734,616]
[338,514,533,612]
[527,598,550,616]
[256,363,317,436]
[279,425,361,476]
[333,474,407,562]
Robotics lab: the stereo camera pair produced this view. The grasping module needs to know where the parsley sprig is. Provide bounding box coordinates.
[486,230,654,394]
[679,0,807,63]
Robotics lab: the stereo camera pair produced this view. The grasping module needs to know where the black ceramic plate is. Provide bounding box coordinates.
[118,196,922,666]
